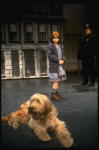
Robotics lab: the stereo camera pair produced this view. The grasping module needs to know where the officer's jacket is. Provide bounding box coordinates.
[78,34,96,61]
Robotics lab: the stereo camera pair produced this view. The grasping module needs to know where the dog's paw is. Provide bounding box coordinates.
[38,134,51,142]
[13,122,19,129]
[62,137,73,148]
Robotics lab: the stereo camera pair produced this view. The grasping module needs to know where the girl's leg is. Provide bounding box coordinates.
[51,81,61,100]
[53,81,58,90]
[55,81,63,99]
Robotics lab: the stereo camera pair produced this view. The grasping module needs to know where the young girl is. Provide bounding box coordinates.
[47,31,66,100]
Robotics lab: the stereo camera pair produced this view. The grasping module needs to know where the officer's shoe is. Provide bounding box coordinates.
[81,81,88,85]
[88,83,95,87]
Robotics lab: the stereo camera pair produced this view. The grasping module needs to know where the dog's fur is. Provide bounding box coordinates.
[1,93,73,148]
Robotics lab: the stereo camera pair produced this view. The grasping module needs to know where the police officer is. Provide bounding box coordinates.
[77,24,96,86]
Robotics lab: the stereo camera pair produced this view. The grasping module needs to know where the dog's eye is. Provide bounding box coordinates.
[37,99,40,103]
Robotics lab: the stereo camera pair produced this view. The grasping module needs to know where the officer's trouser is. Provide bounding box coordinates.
[82,60,95,84]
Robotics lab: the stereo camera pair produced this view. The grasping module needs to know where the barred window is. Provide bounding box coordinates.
[52,24,58,32]
[38,24,46,41]
[24,23,33,41]
[9,22,19,41]
[1,23,5,41]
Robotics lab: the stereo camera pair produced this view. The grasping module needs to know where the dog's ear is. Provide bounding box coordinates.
[44,100,52,115]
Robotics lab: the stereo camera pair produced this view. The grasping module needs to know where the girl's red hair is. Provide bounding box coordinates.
[50,31,61,42]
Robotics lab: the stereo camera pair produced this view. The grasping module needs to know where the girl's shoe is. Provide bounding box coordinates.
[51,92,61,100]
[55,91,63,99]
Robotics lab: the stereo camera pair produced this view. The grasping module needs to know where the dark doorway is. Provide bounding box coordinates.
[11,50,20,77]
[1,51,5,77]
[24,50,35,77]
[39,50,47,76]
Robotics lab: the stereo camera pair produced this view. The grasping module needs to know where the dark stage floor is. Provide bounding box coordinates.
[1,73,98,148]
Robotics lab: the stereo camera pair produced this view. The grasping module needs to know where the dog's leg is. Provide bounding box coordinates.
[8,118,19,129]
[28,120,51,141]
[34,126,51,142]
[54,119,73,148]
[13,121,19,129]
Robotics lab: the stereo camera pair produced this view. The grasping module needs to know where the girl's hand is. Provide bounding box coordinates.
[61,60,64,64]
[59,60,64,65]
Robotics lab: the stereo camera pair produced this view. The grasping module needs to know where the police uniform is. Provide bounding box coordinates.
[78,24,96,86]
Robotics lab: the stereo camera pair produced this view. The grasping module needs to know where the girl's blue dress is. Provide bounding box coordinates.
[49,45,67,82]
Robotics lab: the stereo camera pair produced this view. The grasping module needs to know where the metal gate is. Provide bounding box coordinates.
[11,50,20,77]
[39,50,47,76]
[1,50,5,78]
[24,49,35,77]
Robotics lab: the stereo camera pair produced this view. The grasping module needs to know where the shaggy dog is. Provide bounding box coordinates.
[1,93,73,148]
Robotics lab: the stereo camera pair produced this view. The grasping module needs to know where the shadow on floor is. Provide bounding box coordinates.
[73,84,98,92]
[73,84,89,92]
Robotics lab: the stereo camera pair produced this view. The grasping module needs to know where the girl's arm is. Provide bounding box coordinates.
[47,45,59,63]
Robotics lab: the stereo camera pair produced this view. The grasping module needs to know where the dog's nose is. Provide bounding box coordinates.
[29,107,34,112]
